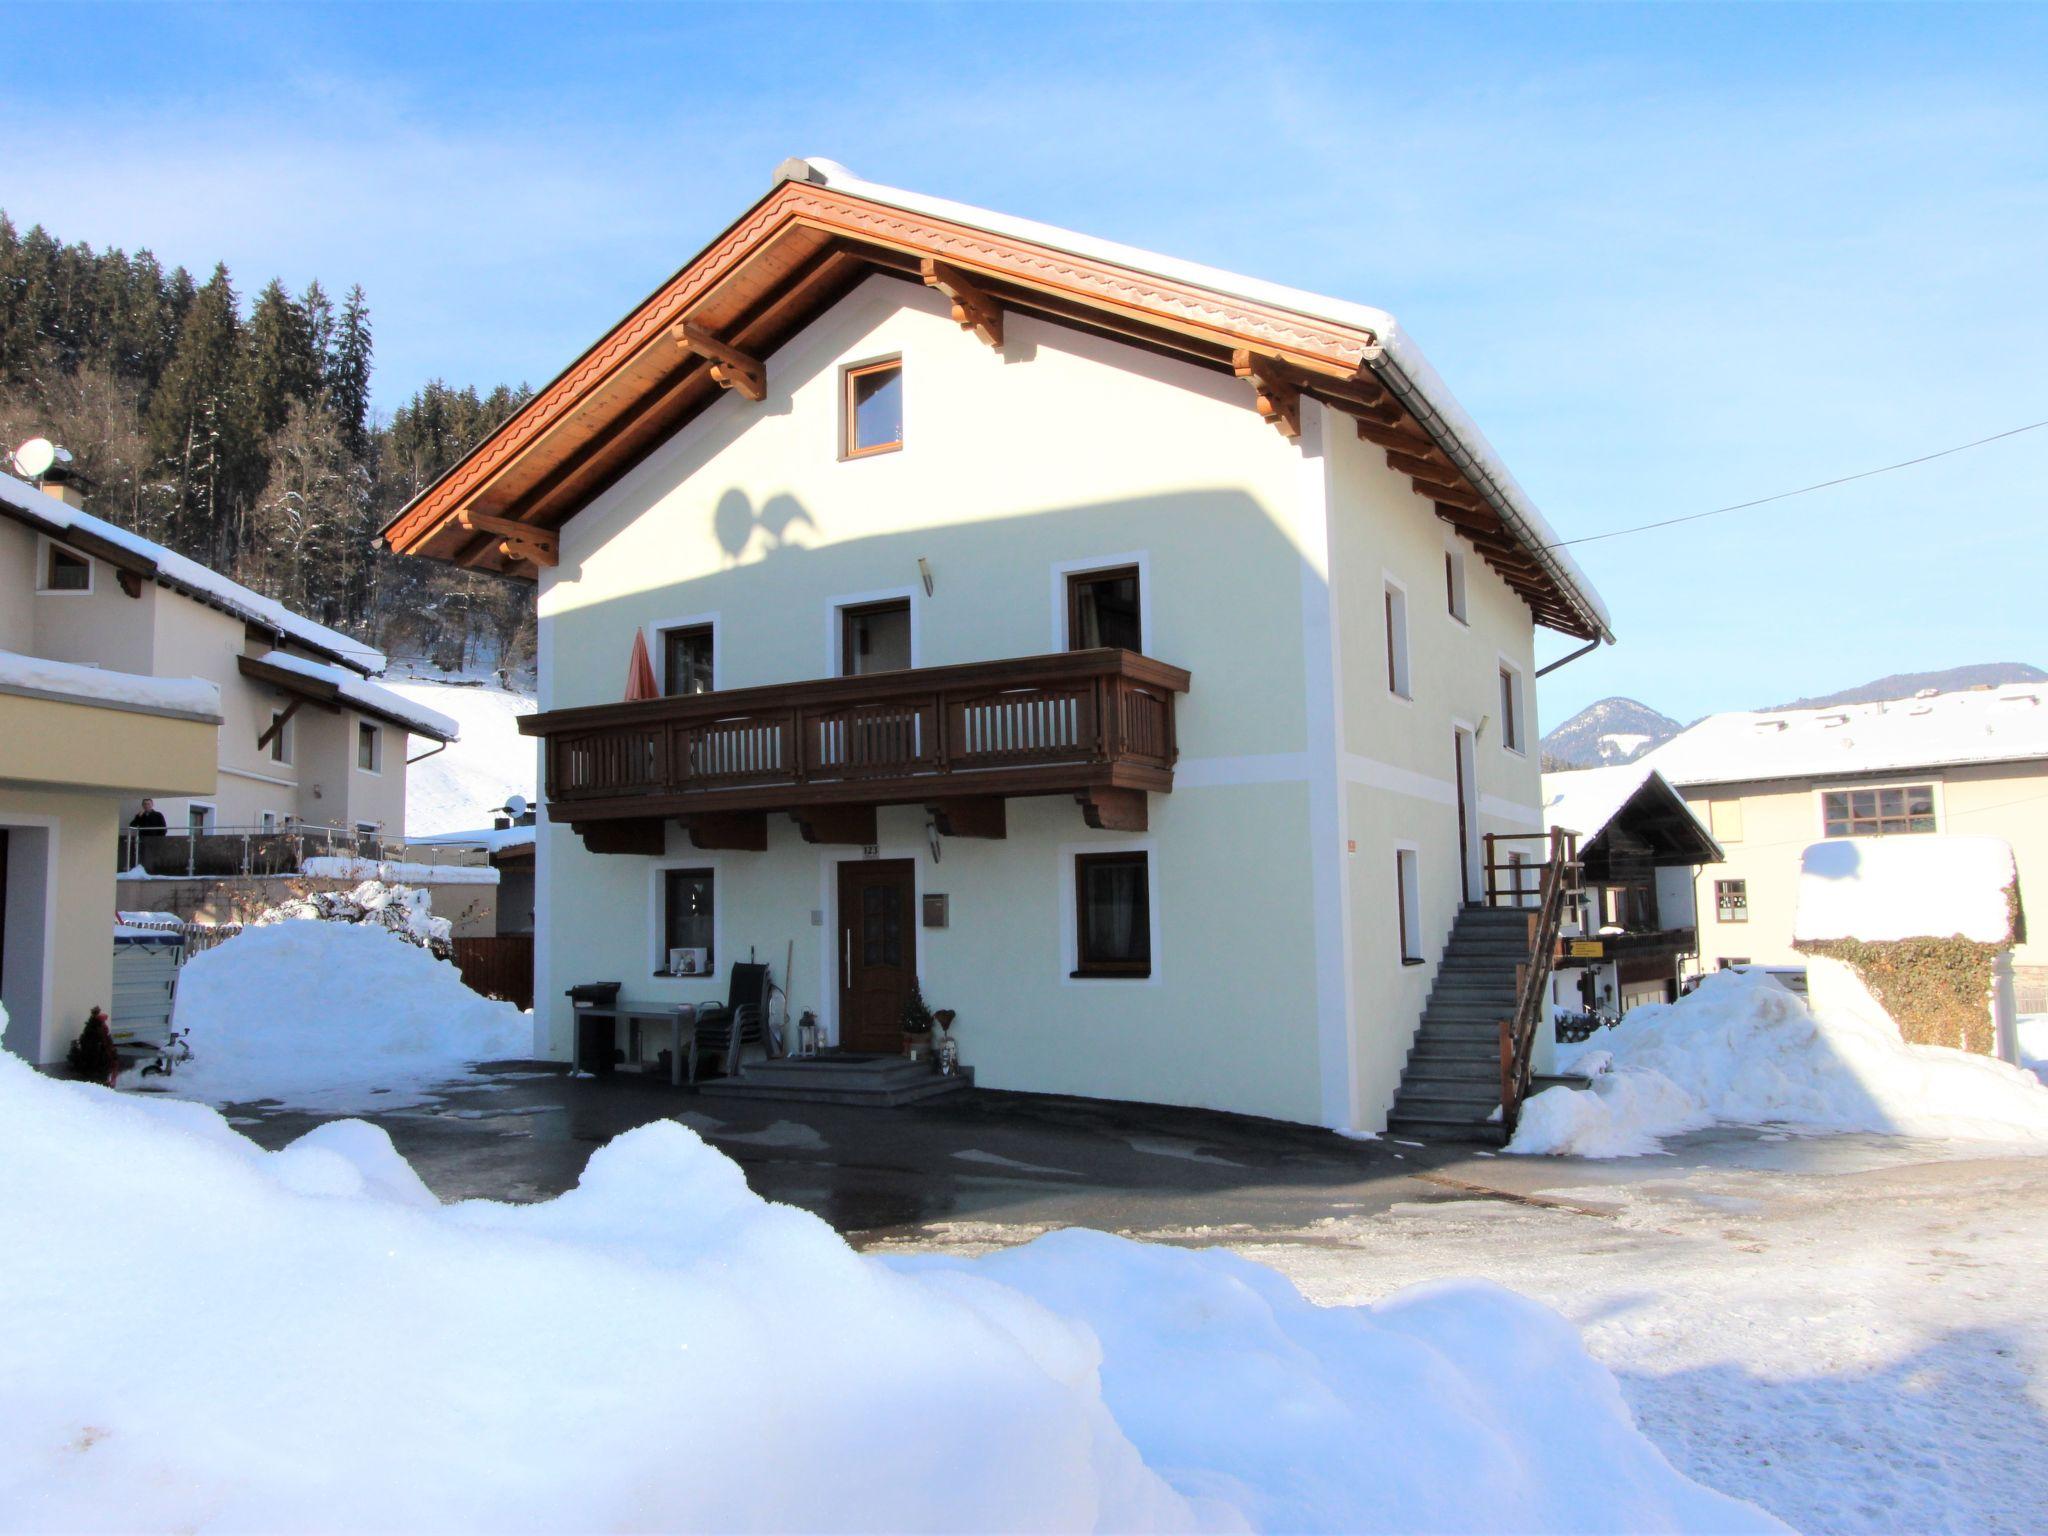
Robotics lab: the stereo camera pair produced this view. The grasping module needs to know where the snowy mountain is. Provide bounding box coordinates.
[1770,662,2047,711]
[388,673,538,837]
[1540,697,1683,770]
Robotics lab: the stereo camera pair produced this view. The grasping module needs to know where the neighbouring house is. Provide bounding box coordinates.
[0,649,220,1064]
[381,158,1613,1137]
[409,808,538,1011]
[1637,683,2045,1011]
[0,466,460,866]
[1538,764,1723,1064]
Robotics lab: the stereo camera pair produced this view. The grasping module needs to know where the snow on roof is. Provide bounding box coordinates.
[0,647,222,720]
[0,470,385,675]
[1541,762,1720,860]
[1795,836,2019,945]
[407,824,536,853]
[252,651,460,741]
[796,159,1612,639]
[1641,684,2048,788]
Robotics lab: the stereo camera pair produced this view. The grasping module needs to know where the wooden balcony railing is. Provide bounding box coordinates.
[518,648,1190,841]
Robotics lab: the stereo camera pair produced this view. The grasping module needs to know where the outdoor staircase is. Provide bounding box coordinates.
[1385,905,1535,1144]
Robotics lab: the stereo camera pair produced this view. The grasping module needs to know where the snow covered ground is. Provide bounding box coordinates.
[1509,970,2048,1157]
[0,1042,1775,1535]
[169,921,531,1111]
[383,671,536,837]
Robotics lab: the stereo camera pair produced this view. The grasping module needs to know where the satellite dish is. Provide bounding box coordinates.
[12,438,56,479]
[502,794,529,819]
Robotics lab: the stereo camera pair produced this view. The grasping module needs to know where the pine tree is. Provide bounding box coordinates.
[244,277,320,437]
[145,263,261,566]
[327,284,372,458]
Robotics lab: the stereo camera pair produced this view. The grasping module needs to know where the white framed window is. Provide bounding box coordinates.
[260,811,279,833]
[1444,545,1469,624]
[186,803,216,835]
[1050,552,1151,654]
[356,721,382,774]
[1395,845,1424,964]
[1498,658,1527,754]
[649,858,723,979]
[651,613,719,695]
[1383,576,1412,700]
[825,585,921,676]
[37,538,92,595]
[1060,839,1162,987]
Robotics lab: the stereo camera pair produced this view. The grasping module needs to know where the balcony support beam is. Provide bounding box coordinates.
[790,804,878,846]
[927,797,1007,840]
[576,817,666,856]
[1078,787,1148,833]
[681,812,769,852]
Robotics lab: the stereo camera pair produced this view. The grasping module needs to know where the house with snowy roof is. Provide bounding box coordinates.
[382,158,1613,1138]
[1637,684,2046,1011]
[0,466,464,1064]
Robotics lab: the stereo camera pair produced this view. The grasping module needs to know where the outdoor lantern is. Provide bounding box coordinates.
[796,1011,820,1058]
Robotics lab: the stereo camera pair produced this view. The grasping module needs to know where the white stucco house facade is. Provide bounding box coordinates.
[385,160,1612,1135]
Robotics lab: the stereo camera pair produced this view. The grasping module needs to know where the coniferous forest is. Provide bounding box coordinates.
[0,212,536,673]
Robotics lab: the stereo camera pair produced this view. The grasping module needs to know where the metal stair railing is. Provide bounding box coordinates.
[1486,827,1580,1137]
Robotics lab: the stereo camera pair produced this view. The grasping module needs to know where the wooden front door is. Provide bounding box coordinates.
[837,859,916,1053]
[1453,729,1475,905]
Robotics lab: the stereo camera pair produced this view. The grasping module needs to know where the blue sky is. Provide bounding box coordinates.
[4,2,2044,727]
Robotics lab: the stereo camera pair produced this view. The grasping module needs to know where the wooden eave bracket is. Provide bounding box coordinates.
[457,509,558,569]
[673,320,766,402]
[255,696,304,753]
[1232,350,1302,439]
[920,258,1004,348]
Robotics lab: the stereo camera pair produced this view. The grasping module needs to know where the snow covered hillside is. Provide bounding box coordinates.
[1539,697,1682,769]
[384,673,536,837]
[0,1037,1777,1534]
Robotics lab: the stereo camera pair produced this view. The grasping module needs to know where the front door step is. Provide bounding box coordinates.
[697,1052,974,1107]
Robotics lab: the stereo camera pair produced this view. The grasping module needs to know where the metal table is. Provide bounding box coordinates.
[571,1001,701,1085]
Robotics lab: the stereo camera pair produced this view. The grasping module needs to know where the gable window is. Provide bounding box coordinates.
[1384,581,1411,698]
[40,542,91,593]
[842,358,903,458]
[841,599,911,677]
[1822,785,1935,837]
[1396,848,1423,964]
[1074,851,1151,978]
[1445,548,1468,623]
[1715,879,1748,923]
[357,722,382,773]
[268,711,293,765]
[1499,663,1525,753]
[661,624,715,696]
[662,867,715,975]
[1067,565,1142,652]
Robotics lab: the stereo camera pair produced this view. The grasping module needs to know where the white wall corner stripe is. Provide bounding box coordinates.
[1479,793,1543,828]
[1173,752,1312,788]
[1342,753,1457,806]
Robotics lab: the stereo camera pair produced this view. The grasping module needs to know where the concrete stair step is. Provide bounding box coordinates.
[1385,1114,1506,1145]
[698,1055,974,1108]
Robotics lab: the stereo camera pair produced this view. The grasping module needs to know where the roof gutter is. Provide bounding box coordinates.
[1361,345,1614,645]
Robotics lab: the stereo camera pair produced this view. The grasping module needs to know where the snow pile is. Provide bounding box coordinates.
[0,647,220,718]
[1795,835,2018,944]
[0,1043,1776,1534]
[1511,969,2048,1156]
[256,877,454,951]
[382,674,536,836]
[252,649,460,739]
[300,855,500,888]
[170,921,530,1110]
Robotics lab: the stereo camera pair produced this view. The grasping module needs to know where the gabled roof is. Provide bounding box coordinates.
[1640,684,2048,789]
[1543,763,1722,873]
[240,651,460,742]
[1,471,386,675]
[382,159,1611,642]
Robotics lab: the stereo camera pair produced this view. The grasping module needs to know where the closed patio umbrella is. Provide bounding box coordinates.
[625,629,659,701]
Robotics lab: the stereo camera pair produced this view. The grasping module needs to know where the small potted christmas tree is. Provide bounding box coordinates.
[900,977,936,1061]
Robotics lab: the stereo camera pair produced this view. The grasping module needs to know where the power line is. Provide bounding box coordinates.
[1546,418,2048,551]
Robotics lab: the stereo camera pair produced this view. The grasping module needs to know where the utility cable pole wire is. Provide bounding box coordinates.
[1545,418,2048,550]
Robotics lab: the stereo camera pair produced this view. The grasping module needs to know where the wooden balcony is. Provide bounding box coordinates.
[517,648,1191,852]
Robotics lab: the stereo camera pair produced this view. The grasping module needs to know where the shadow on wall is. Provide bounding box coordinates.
[1801,840,1863,883]
[713,488,816,567]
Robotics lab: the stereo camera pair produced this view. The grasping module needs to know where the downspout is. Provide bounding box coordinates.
[1363,345,1616,646]
[1536,634,1603,678]
[407,740,449,767]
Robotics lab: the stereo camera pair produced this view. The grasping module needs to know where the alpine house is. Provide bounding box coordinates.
[384,159,1612,1137]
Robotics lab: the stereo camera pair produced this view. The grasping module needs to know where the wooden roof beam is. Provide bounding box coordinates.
[1232,350,1301,439]
[920,258,1004,348]
[674,321,766,402]
[1433,501,1506,535]
[457,510,558,569]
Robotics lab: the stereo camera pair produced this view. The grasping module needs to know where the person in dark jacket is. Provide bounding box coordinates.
[128,799,167,838]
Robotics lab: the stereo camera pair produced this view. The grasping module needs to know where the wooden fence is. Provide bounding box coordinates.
[452,935,535,1012]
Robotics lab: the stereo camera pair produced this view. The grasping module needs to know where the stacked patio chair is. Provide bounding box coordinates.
[688,962,775,1081]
